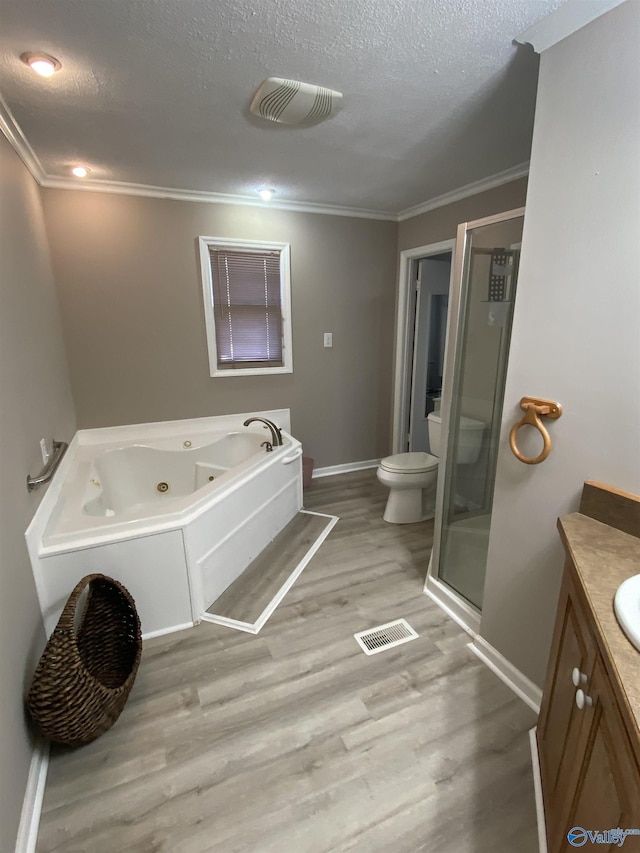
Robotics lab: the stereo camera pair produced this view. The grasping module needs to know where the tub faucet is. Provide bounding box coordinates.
[243,417,283,447]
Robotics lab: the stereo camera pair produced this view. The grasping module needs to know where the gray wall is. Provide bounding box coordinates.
[41,192,398,469]
[395,179,528,443]
[481,0,640,687]
[0,136,76,851]
[398,178,528,253]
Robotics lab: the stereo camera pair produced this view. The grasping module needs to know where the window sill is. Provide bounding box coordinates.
[211,365,293,378]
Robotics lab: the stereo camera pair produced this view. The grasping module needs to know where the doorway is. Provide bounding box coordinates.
[409,255,451,452]
[392,240,455,454]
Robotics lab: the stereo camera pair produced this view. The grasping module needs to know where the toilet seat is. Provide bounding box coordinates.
[379,451,438,474]
[376,452,439,524]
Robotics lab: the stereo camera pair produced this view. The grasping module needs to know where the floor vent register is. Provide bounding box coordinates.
[354,618,418,655]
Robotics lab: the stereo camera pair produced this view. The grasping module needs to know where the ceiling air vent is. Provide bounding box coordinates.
[250,77,343,126]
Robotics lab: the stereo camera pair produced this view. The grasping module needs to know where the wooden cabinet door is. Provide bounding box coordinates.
[537,571,595,844]
[555,657,640,853]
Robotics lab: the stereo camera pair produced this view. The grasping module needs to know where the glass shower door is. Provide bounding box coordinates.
[434,211,524,609]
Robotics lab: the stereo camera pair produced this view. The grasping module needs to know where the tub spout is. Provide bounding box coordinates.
[243,417,283,447]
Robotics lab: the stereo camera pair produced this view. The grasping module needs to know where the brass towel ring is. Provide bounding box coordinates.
[509,397,562,465]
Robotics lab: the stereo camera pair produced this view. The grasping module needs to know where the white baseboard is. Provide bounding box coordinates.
[423,556,542,715]
[142,621,195,641]
[424,570,481,637]
[312,459,380,479]
[469,635,542,714]
[15,738,49,853]
[529,727,548,853]
[201,611,259,634]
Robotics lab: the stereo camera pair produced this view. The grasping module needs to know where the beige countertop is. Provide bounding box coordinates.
[558,511,640,738]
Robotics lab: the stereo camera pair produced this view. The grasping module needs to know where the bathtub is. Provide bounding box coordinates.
[26,410,303,638]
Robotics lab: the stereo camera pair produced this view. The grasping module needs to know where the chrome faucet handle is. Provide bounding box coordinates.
[261,440,273,452]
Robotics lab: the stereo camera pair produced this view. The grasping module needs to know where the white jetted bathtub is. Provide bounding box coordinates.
[26,410,303,638]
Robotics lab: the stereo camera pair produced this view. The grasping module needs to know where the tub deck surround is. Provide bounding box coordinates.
[25,410,303,639]
[44,430,269,544]
[31,408,292,549]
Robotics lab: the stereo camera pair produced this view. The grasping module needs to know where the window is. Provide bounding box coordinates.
[198,237,293,377]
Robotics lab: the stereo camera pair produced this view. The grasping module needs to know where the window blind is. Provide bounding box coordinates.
[208,247,284,368]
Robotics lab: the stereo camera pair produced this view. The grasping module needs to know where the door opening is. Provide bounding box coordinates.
[408,254,452,452]
[392,240,455,455]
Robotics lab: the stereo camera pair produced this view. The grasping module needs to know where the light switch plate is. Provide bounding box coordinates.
[323,332,333,348]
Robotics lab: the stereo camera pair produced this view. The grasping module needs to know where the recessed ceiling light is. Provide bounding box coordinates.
[71,166,90,178]
[21,52,61,78]
[258,188,275,201]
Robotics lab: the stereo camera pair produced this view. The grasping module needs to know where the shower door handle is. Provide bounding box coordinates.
[509,397,562,465]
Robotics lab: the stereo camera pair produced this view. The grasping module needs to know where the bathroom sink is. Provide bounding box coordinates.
[614,574,640,653]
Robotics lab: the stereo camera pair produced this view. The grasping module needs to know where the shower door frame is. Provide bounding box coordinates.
[424,207,526,636]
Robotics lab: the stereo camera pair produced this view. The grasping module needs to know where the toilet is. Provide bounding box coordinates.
[376,411,485,524]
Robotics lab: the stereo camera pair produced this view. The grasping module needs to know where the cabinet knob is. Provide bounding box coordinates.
[572,667,588,687]
[575,689,593,710]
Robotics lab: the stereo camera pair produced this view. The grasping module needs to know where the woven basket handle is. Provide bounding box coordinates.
[56,573,105,633]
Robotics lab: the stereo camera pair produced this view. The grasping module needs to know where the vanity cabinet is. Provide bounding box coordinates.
[563,656,640,841]
[537,483,640,853]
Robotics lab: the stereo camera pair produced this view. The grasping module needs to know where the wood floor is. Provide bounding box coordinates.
[36,470,539,853]
[206,510,337,627]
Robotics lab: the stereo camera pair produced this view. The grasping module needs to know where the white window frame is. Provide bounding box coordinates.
[198,236,293,378]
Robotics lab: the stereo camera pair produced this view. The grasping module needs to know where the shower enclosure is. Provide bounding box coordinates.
[428,208,525,618]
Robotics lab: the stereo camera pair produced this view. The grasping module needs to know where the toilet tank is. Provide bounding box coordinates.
[427,413,485,464]
[427,412,443,457]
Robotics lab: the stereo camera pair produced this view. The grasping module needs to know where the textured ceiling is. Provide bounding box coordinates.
[0,0,565,214]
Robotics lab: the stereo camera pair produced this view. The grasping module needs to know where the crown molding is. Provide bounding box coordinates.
[516,0,627,53]
[1,89,527,223]
[396,161,529,222]
[0,91,46,181]
[40,167,530,222]
[38,175,397,221]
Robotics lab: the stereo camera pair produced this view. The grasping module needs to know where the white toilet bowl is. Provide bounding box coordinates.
[376,452,439,524]
[377,412,486,524]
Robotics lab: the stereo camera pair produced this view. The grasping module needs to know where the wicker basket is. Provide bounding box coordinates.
[26,574,142,747]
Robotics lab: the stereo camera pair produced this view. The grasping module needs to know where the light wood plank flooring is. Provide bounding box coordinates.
[36,470,538,853]
[206,510,336,625]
